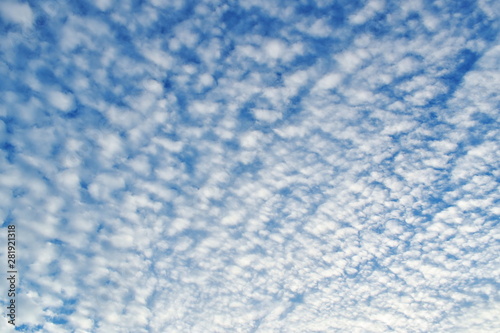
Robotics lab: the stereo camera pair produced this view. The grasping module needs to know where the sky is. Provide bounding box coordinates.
[0,0,499,332]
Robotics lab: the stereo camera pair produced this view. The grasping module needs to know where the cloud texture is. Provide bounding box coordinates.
[0,0,499,332]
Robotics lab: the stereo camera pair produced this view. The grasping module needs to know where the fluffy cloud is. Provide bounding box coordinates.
[0,0,498,332]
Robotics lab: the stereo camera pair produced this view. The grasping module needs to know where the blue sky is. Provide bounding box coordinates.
[0,0,499,332]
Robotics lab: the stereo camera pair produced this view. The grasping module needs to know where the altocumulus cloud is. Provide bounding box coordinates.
[0,0,499,332]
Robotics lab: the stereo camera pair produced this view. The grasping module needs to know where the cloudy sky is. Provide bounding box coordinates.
[1,0,499,332]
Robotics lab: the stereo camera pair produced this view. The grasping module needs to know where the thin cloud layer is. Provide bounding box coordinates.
[0,0,499,332]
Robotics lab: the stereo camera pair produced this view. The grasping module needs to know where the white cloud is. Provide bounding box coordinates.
[252,108,282,123]
[264,39,287,59]
[93,0,113,11]
[2,1,499,332]
[0,2,34,28]
[349,0,385,25]
[48,90,75,112]
[89,173,125,201]
[314,72,343,90]
[189,100,219,116]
